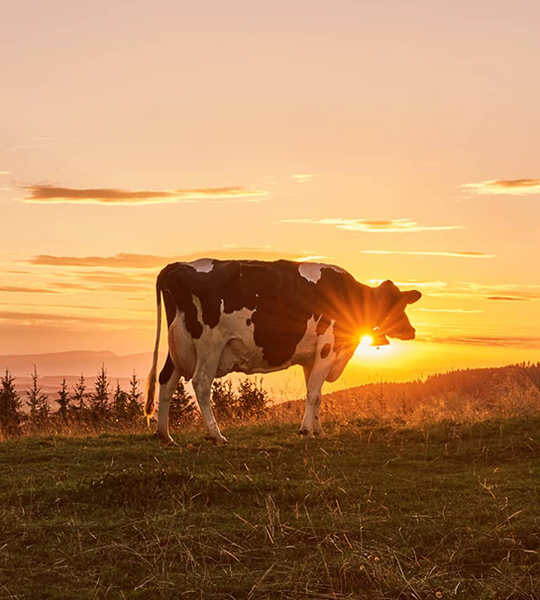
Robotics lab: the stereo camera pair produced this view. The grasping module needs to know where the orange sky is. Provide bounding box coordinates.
[1,0,539,386]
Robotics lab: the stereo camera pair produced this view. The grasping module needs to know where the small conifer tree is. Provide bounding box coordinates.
[26,366,49,424]
[211,379,237,420]
[72,374,88,416]
[236,378,268,419]
[89,365,110,420]
[127,372,142,421]
[169,379,197,427]
[55,378,71,421]
[112,380,129,421]
[0,369,22,435]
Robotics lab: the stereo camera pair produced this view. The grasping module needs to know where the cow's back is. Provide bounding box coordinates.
[158,259,370,369]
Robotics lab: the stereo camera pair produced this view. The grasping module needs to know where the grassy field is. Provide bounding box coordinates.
[1,418,539,599]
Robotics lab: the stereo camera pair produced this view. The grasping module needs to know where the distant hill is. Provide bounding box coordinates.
[0,350,156,378]
[0,351,158,397]
[0,350,409,399]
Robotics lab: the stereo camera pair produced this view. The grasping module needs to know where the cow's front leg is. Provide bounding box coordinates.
[299,365,327,437]
[192,365,227,446]
[312,393,325,436]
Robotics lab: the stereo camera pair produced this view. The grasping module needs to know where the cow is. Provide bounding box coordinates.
[145,259,421,445]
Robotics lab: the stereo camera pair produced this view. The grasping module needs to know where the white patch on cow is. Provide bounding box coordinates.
[184,297,265,377]
[291,315,321,362]
[191,294,204,324]
[187,258,214,273]
[298,262,345,284]
[167,309,197,379]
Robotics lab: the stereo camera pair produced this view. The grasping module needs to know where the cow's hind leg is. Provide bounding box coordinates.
[155,354,180,445]
[192,358,227,446]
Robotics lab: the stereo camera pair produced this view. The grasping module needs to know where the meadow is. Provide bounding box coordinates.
[1,414,539,599]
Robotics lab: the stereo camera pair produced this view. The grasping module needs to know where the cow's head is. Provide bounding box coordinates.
[371,280,421,345]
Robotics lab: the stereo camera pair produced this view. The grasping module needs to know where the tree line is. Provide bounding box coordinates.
[0,365,268,437]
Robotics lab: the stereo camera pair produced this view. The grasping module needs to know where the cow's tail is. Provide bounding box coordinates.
[144,283,162,425]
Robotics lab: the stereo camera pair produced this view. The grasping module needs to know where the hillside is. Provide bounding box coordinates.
[272,363,540,423]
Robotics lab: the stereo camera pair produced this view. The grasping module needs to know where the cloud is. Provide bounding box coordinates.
[27,253,168,269]
[0,286,59,294]
[20,184,269,205]
[291,174,319,183]
[75,272,155,284]
[427,282,540,301]
[0,310,147,327]
[367,279,447,290]
[459,282,540,301]
[486,296,531,302]
[0,171,11,177]
[282,218,464,233]
[50,281,149,294]
[422,335,540,348]
[460,179,540,196]
[6,145,42,152]
[361,250,495,258]
[25,249,321,270]
[417,308,484,314]
[0,301,110,311]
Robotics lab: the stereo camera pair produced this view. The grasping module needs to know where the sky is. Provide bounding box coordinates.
[1,0,539,386]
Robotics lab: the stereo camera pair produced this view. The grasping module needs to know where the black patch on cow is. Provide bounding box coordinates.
[156,259,376,368]
[320,343,331,359]
[159,353,175,384]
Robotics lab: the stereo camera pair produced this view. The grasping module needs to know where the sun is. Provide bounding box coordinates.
[354,334,376,358]
[359,334,374,347]
[353,332,397,360]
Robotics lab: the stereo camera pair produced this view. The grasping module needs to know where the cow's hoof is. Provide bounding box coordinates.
[154,431,177,447]
[205,435,228,446]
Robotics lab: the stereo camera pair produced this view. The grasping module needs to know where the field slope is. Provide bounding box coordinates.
[1,419,540,599]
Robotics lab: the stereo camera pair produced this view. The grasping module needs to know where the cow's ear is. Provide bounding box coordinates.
[376,280,399,299]
[402,289,422,305]
[378,280,398,291]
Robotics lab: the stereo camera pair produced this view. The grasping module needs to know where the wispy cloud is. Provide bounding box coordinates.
[0,171,11,177]
[25,249,322,270]
[460,282,540,301]
[0,286,59,294]
[20,184,269,205]
[422,335,540,348]
[27,253,172,269]
[460,179,540,196]
[50,281,149,294]
[367,279,447,290]
[428,282,540,301]
[6,145,43,152]
[486,296,531,302]
[0,310,146,327]
[291,174,319,183]
[282,218,463,233]
[417,308,484,314]
[362,250,495,258]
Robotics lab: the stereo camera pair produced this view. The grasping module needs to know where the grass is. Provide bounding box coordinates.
[1,418,540,599]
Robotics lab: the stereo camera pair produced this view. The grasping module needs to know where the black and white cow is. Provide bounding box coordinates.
[145,259,421,445]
